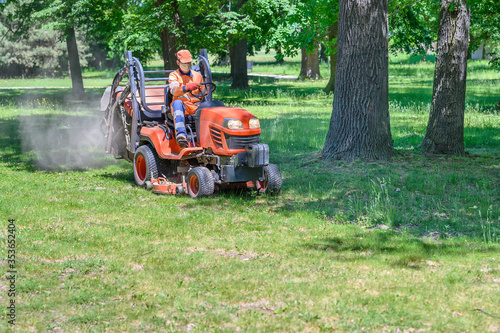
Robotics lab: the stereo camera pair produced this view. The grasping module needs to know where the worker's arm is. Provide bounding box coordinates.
[169,72,200,97]
[169,73,184,97]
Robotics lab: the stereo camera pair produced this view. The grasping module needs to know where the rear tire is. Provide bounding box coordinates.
[256,164,282,195]
[134,145,159,187]
[187,167,214,198]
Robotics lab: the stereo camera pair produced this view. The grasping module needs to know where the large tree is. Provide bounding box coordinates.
[322,0,393,161]
[419,0,470,155]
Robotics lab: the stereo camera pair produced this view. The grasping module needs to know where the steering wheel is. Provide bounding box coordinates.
[188,82,216,101]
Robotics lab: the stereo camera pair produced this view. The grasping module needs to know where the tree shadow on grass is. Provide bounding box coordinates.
[262,109,499,243]
[304,228,499,265]
[389,54,436,65]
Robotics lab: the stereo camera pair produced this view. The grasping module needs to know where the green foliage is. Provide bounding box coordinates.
[268,0,338,59]
[389,0,438,56]
[182,0,292,61]
[469,0,500,69]
[389,0,500,69]
[3,0,500,74]
[107,0,161,63]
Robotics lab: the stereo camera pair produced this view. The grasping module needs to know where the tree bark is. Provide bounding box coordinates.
[322,0,393,161]
[420,0,469,155]
[300,41,320,80]
[323,22,338,94]
[155,0,186,70]
[230,38,249,89]
[66,26,85,100]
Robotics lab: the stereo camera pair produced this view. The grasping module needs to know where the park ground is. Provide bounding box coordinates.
[0,53,499,331]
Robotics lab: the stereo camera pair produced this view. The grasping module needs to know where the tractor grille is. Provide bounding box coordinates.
[224,134,260,150]
[210,127,223,148]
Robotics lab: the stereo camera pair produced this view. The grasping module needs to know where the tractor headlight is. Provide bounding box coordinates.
[224,118,244,129]
[249,117,260,129]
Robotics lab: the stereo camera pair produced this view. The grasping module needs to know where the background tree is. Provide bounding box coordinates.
[299,41,320,80]
[80,0,126,69]
[33,0,96,99]
[0,1,66,77]
[1,0,114,79]
[297,0,338,80]
[269,0,338,81]
[107,0,162,64]
[154,0,186,69]
[419,0,470,155]
[322,0,393,160]
[323,21,338,93]
[187,0,289,89]
[226,0,291,88]
[229,0,250,89]
[469,0,500,68]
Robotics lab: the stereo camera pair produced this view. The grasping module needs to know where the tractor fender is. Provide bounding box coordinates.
[139,127,166,152]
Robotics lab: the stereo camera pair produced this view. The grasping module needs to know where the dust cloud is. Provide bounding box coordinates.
[19,110,113,171]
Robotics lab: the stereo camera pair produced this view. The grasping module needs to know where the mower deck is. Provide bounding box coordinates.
[149,177,187,195]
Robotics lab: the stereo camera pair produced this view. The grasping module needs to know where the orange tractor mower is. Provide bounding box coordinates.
[100,51,282,198]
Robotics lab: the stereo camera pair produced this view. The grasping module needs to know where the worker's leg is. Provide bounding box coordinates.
[171,100,188,146]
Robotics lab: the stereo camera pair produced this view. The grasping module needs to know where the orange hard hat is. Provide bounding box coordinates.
[176,50,192,63]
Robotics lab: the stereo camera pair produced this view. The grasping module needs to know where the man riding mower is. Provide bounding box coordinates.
[100,49,282,198]
[169,50,204,148]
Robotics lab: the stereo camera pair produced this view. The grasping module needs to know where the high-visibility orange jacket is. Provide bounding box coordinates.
[169,69,204,115]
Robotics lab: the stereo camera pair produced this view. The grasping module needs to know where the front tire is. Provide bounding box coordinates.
[133,145,159,187]
[256,164,282,195]
[187,167,214,198]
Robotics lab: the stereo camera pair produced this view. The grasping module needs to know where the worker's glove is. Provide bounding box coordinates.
[185,83,200,91]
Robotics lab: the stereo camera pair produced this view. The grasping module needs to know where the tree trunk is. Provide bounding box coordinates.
[276,49,285,63]
[66,27,85,100]
[319,43,328,63]
[323,22,338,94]
[322,0,393,161]
[229,0,249,89]
[230,39,235,79]
[230,38,249,89]
[159,30,180,69]
[300,42,320,80]
[155,0,186,70]
[420,0,469,155]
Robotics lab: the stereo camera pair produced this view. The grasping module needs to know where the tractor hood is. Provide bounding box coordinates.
[198,106,262,155]
[199,107,260,132]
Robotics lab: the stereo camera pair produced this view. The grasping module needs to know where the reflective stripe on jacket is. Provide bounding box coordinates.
[169,69,204,115]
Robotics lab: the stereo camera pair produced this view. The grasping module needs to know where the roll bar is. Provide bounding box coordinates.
[108,50,214,153]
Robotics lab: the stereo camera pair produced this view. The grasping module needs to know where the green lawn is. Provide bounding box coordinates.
[0,54,499,332]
